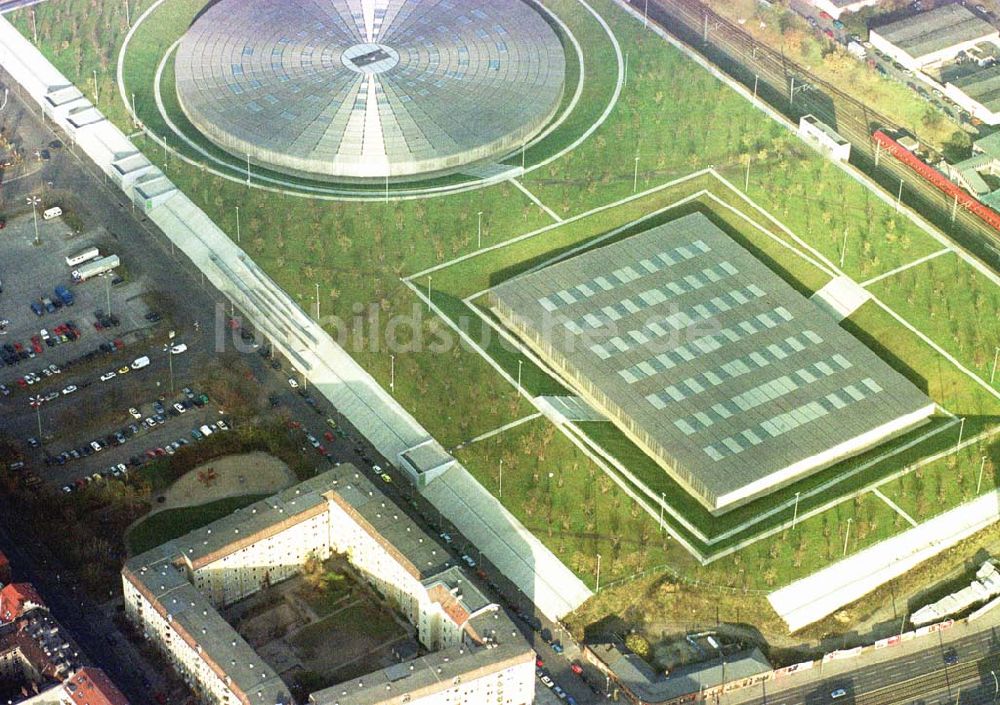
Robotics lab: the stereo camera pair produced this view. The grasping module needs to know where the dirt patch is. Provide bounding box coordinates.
[152,452,295,514]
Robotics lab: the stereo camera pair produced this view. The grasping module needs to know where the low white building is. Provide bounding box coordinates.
[808,0,880,20]
[123,466,535,705]
[798,114,852,162]
[869,5,999,71]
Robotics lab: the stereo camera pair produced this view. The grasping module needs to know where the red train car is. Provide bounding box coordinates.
[872,130,1000,231]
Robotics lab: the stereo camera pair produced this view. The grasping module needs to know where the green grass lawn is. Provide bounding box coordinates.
[301,574,353,619]
[126,494,267,555]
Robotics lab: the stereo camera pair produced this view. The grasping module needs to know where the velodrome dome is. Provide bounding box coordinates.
[174,0,566,182]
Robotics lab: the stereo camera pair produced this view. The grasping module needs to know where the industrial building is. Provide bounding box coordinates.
[489,213,935,514]
[122,466,535,705]
[869,4,998,71]
[943,63,1000,125]
[807,0,881,20]
[175,0,566,181]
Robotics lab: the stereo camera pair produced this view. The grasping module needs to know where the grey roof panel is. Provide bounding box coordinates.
[489,213,933,511]
[872,5,996,61]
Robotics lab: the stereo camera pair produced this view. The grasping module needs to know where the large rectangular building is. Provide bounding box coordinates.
[123,466,534,705]
[869,5,999,71]
[489,213,934,514]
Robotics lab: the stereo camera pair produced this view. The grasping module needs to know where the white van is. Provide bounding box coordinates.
[42,206,63,220]
[130,355,150,370]
[199,424,214,437]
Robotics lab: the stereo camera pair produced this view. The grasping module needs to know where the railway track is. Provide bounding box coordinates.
[639,0,1000,269]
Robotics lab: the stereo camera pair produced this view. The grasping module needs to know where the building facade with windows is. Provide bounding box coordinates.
[122,466,534,705]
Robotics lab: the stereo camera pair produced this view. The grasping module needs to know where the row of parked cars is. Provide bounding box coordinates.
[29,284,75,317]
[1,321,81,368]
[45,388,210,466]
[62,463,129,492]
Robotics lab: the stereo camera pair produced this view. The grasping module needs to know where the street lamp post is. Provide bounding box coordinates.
[643,0,649,27]
[35,403,42,437]
[477,211,483,249]
[235,205,240,244]
[843,517,852,557]
[26,196,40,245]
[978,456,989,495]
[659,492,665,531]
[499,458,503,498]
[991,346,1000,385]
[595,553,602,593]
[315,282,320,320]
[633,155,639,193]
[92,69,99,105]
[246,154,251,185]
[390,354,395,394]
[956,417,966,454]
[517,360,523,393]
[792,491,801,529]
[167,330,175,394]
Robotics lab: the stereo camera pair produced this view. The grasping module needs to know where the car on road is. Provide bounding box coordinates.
[552,641,564,654]
[461,554,476,568]
[170,343,187,355]
[217,420,229,431]
[306,434,320,448]
[89,440,102,453]
[944,649,958,665]
[570,661,583,675]
[62,385,77,395]
[288,377,299,389]
[173,402,186,414]
[100,371,117,381]
[831,689,847,699]
[538,671,554,689]
[118,365,130,375]
[128,407,141,419]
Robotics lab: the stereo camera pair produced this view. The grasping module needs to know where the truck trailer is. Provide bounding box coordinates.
[71,255,120,283]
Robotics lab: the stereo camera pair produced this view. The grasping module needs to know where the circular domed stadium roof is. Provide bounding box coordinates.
[175,0,566,182]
